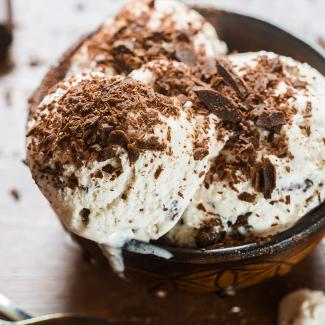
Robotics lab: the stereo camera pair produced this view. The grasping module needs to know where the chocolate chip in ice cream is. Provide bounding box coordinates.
[216,58,249,99]
[256,110,286,129]
[238,192,256,203]
[193,87,242,123]
[154,165,163,179]
[108,130,130,148]
[102,163,116,174]
[193,147,209,161]
[253,158,276,199]
[80,208,90,225]
[196,219,225,248]
[9,188,20,201]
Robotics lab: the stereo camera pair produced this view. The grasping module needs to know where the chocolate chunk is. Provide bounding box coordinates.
[175,45,196,66]
[197,203,206,212]
[145,31,165,43]
[108,130,129,147]
[196,219,225,248]
[9,188,20,201]
[148,0,155,8]
[193,87,242,123]
[292,79,307,89]
[111,40,134,56]
[262,160,276,198]
[80,208,90,225]
[238,192,256,203]
[66,173,79,189]
[304,178,314,192]
[137,137,166,151]
[102,164,115,174]
[256,111,285,129]
[93,170,103,179]
[176,32,191,43]
[127,143,140,163]
[303,101,312,118]
[154,165,163,179]
[216,59,249,98]
[193,147,209,161]
[253,158,276,199]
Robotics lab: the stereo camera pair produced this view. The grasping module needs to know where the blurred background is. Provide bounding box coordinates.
[0,1,324,324]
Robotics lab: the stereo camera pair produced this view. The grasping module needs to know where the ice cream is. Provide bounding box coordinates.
[166,51,325,248]
[68,0,227,77]
[26,65,227,271]
[26,0,231,274]
[279,289,325,325]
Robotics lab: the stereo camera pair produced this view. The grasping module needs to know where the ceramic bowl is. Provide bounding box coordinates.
[29,8,325,294]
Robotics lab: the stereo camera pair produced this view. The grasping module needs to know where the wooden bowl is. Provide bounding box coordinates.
[29,8,325,294]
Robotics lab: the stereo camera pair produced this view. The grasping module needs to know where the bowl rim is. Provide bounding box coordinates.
[124,9,325,261]
[138,203,325,262]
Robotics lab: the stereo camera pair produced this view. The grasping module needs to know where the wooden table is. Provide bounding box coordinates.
[0,1,324,324]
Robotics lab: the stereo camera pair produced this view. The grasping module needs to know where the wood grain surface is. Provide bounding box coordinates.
[0,1,324,324]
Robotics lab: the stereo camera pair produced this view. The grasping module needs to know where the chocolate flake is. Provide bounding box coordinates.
[216,59,249,98]
[253,158,277,199]
[102,164,116,174]
[193,147,209,161]
[238,192,256,203]
[66,173,79,189]
[193,87,242,123]
[80,208,90,225]
[303,101,312,118]
[9,188,20,201]
[127,143,140,163]
[108,130,129,148]
[154,165,163,179]
[196,219,225,248]
[256,111,285,129]
[197,203,206,212]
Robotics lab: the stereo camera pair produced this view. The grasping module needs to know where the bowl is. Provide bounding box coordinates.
[29,8,325,294]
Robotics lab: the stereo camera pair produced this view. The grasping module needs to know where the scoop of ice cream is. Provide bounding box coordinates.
[279,289,325,325]
[68,0,227,76]
[166,51,325,248]
[26,71,226,248]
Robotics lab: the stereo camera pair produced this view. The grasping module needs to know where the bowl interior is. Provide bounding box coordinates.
[126,9,325,259]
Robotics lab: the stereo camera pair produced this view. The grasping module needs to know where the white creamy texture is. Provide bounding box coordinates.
[68,0,227,76]
[130,59,227,160]
[167,51,325,247]
[279,289,325,325]
[27,72,225,253]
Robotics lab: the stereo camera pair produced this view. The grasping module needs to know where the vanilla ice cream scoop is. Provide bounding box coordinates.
[279,289,325,325]
[166,51,325,247]
[26,71,226,259]
[68,0,227,76]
